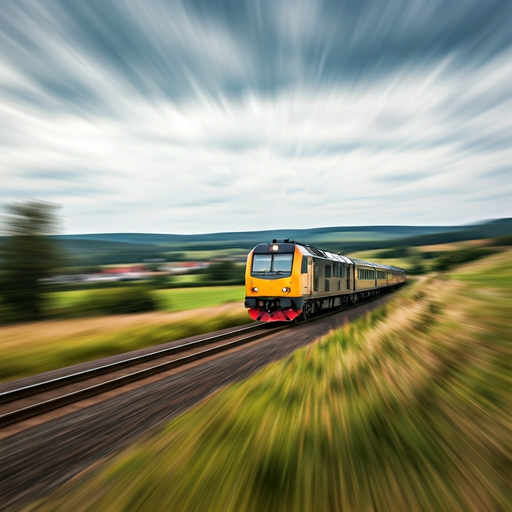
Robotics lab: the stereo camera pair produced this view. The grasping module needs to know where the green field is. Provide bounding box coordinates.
[29,251,512,511]
[153,286,245,312]
[0,285,247,383]
[169,274,203,285]
[0,308,250,384]
[44,285,244,314]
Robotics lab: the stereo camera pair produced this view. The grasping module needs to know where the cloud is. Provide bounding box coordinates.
[0,0,511,233]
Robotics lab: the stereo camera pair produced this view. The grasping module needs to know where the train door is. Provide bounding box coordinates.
[313,260,319,294]
[346,265,351,291]
[302,256,311,295]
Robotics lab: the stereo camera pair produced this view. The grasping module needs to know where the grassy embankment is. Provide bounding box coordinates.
[30,250,511,511]
[0,286,247,383]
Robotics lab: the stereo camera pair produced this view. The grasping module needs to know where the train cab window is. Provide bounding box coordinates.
[273,254,294,272]
[252,253,293,276]
[253,254,272,272]
[325,265,331,278]
[301,257,308,274]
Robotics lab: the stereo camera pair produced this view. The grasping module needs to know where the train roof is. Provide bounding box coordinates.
[266,240,406,273]
[295,244,353,264]
[349,257,406,273]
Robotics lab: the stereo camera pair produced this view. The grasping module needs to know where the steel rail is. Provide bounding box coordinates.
[0,323,263,407]
[0,289,399,429]
[0,324,289,428]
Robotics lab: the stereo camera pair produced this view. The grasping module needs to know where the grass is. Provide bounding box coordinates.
[44,285,244,315]
[0,285,246,382]
[169,274,203,285]
[0,305,250,383]
[28,250,512,511]
[347,250,414,271]
[153,286,244,312]
[449,250,512,289]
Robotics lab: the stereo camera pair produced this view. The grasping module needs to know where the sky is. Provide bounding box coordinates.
[0,0,511,234]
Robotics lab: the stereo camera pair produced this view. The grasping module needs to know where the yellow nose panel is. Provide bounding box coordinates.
[245,245,303,297]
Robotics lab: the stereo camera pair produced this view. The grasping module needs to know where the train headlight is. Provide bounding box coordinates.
[251,287,259,293]
[271,244,279,251]
[282,287,291,293]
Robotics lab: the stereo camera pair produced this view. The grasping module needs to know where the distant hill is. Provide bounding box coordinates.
[1,219,511,266]
[52,224,456,245]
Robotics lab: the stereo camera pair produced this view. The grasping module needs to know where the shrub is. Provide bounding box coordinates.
[433,247,495,272]
[90,286,157,315]
[50,286,158,318]
[201,261,245,286]
[488,235,512,247]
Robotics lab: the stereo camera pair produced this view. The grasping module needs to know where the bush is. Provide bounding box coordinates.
[0,296,27,325]
[407,258,426,275]
[488,235,512,247]
[433,247,495,272]
[150,274,172,289]
[51,286,158,318]
[201,261,245,286]
[375,246,410,258]
[91,286,157,314]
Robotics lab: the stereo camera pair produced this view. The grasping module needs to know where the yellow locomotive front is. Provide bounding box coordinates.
[245,241,304,322]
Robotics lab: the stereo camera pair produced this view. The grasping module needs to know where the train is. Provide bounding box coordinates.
[244,239,406,322]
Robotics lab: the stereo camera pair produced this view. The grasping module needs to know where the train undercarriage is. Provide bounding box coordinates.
[245,284,404,323]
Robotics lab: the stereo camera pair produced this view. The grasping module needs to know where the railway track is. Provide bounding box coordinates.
[0,294,396,511]
[0,291,396,431]
[0,323,287,429]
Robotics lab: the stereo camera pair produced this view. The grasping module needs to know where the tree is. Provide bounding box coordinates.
[0,201,61,320]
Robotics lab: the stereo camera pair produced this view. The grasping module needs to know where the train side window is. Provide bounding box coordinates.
[325,265,331,278]
[301,257,308,274]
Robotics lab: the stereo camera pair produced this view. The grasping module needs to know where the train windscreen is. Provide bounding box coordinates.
[252,254,293,276]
